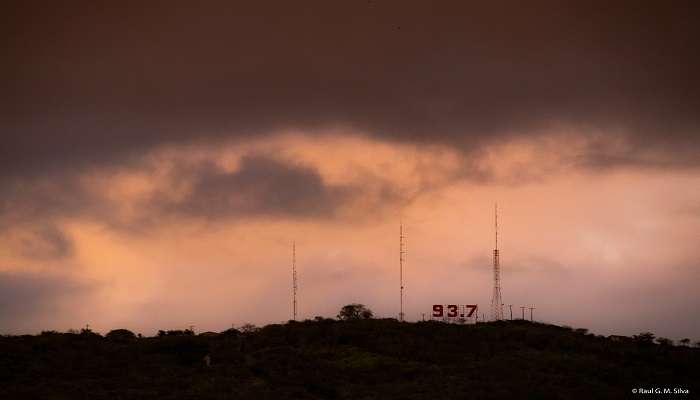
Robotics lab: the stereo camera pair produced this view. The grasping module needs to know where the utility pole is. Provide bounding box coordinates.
[508,305,513,320]
[520,306,526,320]
[529,307,535,322]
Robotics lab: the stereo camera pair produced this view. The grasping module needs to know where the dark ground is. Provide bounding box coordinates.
[1,319,698,399]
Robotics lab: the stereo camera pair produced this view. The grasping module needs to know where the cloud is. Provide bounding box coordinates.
[0,174,92,227]
[16,224,74,260]
[0,152,398,231]
[155,155,356,219]
[3,1,699,179]
[0,170,110,236]
[0,271,93,332]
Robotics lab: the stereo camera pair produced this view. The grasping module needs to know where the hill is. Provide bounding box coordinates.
[1,319,698,399]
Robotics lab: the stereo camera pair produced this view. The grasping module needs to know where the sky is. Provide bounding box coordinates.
[2,1,699,339]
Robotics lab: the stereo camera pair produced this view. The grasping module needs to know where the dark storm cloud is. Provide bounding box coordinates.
[0,271,89,329]
[157,155,356,219]
[0,153,390,229]
[17,224,74,260]
[3,1,699,178]
[0,173,95,227]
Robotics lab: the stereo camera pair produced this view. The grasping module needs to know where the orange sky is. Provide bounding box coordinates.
[4,1,700,341]
[2,131,698,339]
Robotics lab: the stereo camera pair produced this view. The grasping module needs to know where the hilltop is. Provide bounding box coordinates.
[1,319,698,399]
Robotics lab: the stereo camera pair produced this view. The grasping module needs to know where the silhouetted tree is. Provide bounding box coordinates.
[106,329,136,340]
[656,337,673,346]
[633,332,655,344]
[80,327,101,337]
[240,323,259,333]
[337,303,374,320]
[679,338,690,346]
[157,329,194,337]
[221,327,240,336]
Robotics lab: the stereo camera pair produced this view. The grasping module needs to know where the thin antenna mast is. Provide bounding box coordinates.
[399,222,406,322]
[491,203,504,321]
[292,241,297,321]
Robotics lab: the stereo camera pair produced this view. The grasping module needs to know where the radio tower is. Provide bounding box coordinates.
[399,222,406,322]
[491,203,504,321]
[292,241,297,321]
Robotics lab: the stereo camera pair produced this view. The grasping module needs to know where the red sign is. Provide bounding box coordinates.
[432,304,478,320]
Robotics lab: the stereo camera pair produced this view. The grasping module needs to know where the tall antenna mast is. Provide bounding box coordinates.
[292,241,297,321]
[491,203,504,321]
[399,221,406,322]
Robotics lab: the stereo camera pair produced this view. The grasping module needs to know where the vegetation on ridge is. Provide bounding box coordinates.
[1,314,698,399]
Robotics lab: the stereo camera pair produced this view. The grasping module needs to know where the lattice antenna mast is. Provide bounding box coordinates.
[399,221,406,322]
[491,203,504,321]
[292,241,297,321]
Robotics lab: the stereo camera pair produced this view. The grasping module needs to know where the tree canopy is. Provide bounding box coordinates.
[337,303,374,320]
